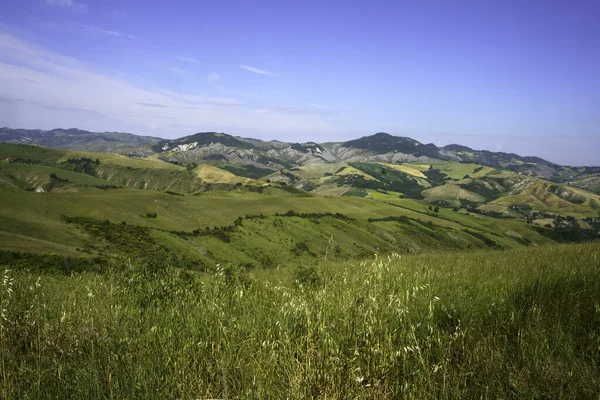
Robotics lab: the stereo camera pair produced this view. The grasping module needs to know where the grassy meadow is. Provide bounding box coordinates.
[1,243,599,398]
[0,189,558,269]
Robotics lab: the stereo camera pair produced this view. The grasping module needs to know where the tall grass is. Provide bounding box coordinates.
[1,243,600,398]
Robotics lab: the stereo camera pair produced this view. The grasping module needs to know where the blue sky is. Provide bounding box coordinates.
[0,0,599,165]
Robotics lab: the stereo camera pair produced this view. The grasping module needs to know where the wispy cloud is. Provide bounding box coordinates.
[22,78,42,85]
[88,27,121,36]
[74,25,136,39]
[156,89,241,107]
[207,72,220,82]
[169,67,185,75]
[42,22,134,39]
[272,104,339,116]
[0,32,335,139]
[135,76,151,84]
[137,102,168,108]
[178,57,205,65]
[1,96,104,117]
[45,0,88,12]
[240,64,274,76]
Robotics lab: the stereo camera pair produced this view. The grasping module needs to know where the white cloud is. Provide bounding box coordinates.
[135,76,151,83]
[79,25,130,38]
[0,32,333,139]
[305,102,330,110]
[169,67,185,75]
[207,72,220,82]
[82,26,136,39]
[240,64,274,76]
[43,22,134,39]
[178,57,205,65]
[272,103,339,116]
[97,28,121,37]
[46,0,88,12]
[155,89,240,107]
[137,102,168,108]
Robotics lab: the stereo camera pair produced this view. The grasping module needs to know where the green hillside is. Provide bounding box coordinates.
[0,143,258,194]
[3,143,598,220]
[0,161,118,192]
[421,161,497,180]
[0,143,178,170]
[271,158,600,219]
[0,143,598,270]
[3,242,600,398]
[0,188,561,269]
[488,181,600,217]
[569,173,600,194]
[421,183,486,207]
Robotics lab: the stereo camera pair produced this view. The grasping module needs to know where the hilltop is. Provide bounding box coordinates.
[0,127,161,154]
[3,128,598,183]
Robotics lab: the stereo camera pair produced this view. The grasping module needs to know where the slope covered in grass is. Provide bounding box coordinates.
[0,143,264,193]
[421,161,497,179]
[193,164,260,185]
[0,161,115,191]
[2,243,599,398]
[0,142,178,170]
[421,183,486,207]
[0,189,557,267]
[489,181,600,217]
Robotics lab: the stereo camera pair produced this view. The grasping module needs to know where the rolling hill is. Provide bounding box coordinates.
[0,127,160,154]
[0,142,598,266]
[0,129,598,267]
[3,127,597,178]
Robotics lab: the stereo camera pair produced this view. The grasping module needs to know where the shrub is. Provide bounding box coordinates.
[293,265,323,289]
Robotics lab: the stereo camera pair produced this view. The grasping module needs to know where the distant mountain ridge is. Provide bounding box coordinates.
[1,127,595,181]
[343,132,443,159]
[152,130,567,174]
[0,127,161,153]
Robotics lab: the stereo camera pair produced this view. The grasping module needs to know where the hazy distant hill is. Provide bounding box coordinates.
[151,130,564,169]
[0,127,161,154]
[1,128,599,193]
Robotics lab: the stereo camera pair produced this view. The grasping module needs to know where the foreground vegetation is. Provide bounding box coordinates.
[2,243,599,398]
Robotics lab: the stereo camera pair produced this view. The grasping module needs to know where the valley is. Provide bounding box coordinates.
[0,129,598,270]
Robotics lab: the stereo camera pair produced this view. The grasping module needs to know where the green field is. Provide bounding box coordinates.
[0,143,179,170]
[421,183,486,207]
[0,142,598,268]
[0,161,120,190]
[1,188,559,269]
[416,162,497,180]
[2,243,599,398]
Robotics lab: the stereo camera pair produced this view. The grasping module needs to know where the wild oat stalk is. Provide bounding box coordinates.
[1,270,14,398]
